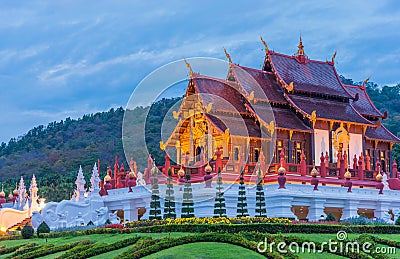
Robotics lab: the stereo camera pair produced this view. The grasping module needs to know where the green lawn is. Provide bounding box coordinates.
[1,232,399,259]
[142,242,265,259]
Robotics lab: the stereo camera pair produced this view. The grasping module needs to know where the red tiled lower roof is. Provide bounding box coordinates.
[206,113,264,138]
[345,84,383,118]
[365,124,400,142]
[286,94,373,125]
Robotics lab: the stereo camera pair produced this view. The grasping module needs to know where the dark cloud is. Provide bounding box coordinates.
[0,0,399,142]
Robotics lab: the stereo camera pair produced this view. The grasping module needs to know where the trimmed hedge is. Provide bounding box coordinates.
[12,240,91,259]
[55,243,97,259]
[5,243,38,258]
[64,235,142,259]
[34,223,400,240]
[116,233,285,259]
[0,243,35,256]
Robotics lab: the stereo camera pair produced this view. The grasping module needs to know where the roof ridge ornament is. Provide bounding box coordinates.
[362,76,370,87]
[331,51,337,64]
[260,35,268,54]
[223,47,232,64]
[183,58,193,78]
[297,35,305,56]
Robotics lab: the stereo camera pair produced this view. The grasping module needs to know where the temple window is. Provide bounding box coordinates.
[254,148,260,163]
[234,147,240,161]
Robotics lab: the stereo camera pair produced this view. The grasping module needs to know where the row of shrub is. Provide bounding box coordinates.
[0,243,36,256]
[125,216,292,227]
[8,240,91,259]
[56,235,141,259]
[115,232,286,259]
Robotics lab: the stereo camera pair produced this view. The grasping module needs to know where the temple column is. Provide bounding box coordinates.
[329,127,333,163]
[388,143,392,177]
[123,201,138,221]
[307,198,326,222]
[189,117,194,162]
[176,140,181,165]
[288,138,293,164]
[311,131,315,165]
[373,149,377,171]
[342,199,359,219]
[374,201,390,219]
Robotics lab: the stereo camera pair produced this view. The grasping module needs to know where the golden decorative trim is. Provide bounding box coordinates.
[329,121,334,131]
[159,141,166,151]
[285,82,294,92]
[173,111,180,120]
[310,110,317,128]
[260,35,269,54]
[183,58,193,78]
[331,51,337,64]
[206,103,212,113]
[248,91,255,102]
[363,76,370,87]
[390,143,394,151]
[224,47,232,64]
[289,130,293,140]
[374,140,379,149]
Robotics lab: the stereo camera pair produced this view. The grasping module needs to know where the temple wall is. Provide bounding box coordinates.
[349,133,363,161]
[314,129,329,166]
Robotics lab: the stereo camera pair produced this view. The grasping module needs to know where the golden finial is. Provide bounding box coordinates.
[344,169,351,179]
[363,76,370,87]
[205,163,212,173]
[278,167,286,174]
[260,35,269,54]
[248,91,255,101]
[310,167,319,176]
[223,48,232,63]
[376,172,383,181]
[183,58,193,77]
[297,35,304,56]
[331,51,337,64]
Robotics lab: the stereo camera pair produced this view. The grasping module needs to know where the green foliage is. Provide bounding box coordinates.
[214,169,226,217]
[236,167,248,217]
[37,221,50,237]
[149,172,162,220]
[163,168,176,219]
[325,213,336,222]
[255,170,266,217]
[21,223,34,239]
[0,98,180,202]
[396,216,400,225]
[181,176,195,218]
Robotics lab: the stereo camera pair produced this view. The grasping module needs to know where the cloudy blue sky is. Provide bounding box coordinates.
[0,1,399,143]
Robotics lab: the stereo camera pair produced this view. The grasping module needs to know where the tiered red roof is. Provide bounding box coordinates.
[344,84,383,118]
[366,124,400,142]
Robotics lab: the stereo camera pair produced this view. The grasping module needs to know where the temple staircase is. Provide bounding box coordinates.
[7,216,32,231]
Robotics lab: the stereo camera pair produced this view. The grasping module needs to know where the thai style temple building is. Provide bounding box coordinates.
[2,38,400,231]
[159,37,400,188]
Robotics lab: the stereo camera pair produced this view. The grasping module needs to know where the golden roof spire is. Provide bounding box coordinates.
[223,48,232,64]
[297,35,304,56]
[260,35,269,54]
[363,76,370,87]
[183,58,193,78]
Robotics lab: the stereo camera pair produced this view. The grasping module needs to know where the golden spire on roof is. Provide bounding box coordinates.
[297,35,305,56]
[223,48,232,64]
[183,58,193,78]
[260,35,269,54]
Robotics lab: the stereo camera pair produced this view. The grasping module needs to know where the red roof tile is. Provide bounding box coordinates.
[366,124,400,142]
[269,52,353,98]
[206,113,263,138]
[344,84,383,118]
[286,94,373,125]
[231,65,287,104]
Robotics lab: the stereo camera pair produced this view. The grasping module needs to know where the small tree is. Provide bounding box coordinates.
[255,169,266,217]
[164,168,176,219]
[21,223,34,239]
[37,221,50,237]
[181,173,195,218]
[149,168,162,220]
[237,167,248,217]
[326,213,336,222]
[214,168,226,218]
